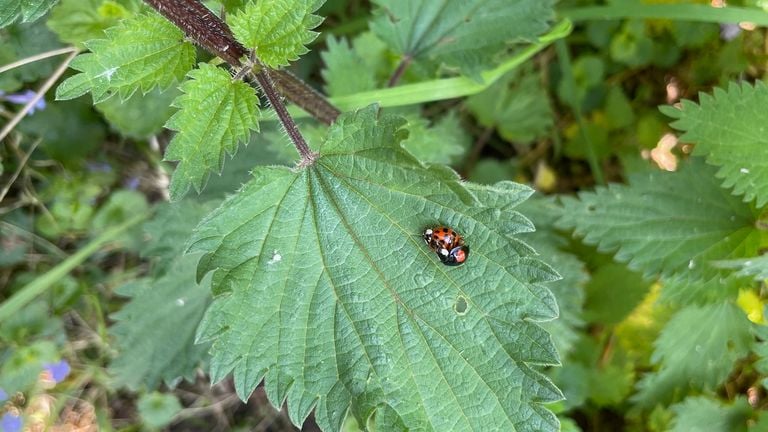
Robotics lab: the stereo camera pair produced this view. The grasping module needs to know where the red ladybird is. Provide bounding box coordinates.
[423,226,470,266]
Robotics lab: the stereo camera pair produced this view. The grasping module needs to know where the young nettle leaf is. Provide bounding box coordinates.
[229,0,324,68]
[164,63,260,201]
[110,254,212,390]
[400,112,469,165]
[466,66,554,145]
[370,0,555,78]
[633,303,753,407]
[320,36,378,97]
[191,106,562,431]
[55,12,195,102]
[663,81,768,207]
[556,159,761,285]
[670,396,752,432]
[0,0,57,28]
[47,0,141,45]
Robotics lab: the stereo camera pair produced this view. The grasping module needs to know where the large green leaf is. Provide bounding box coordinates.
[556,159,761,283]
[191,106,562,431]
[110,254,211,390]
[163,63,261,201]
[55,12,195,102]
[633,302,753,407]
[662,81,768,207]
[370,0,555,78]
[0,0,57,28]
[230,0,324,68]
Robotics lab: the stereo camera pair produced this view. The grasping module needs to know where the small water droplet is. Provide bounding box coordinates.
[745,260,753,266]
[688,260,695,269]
[176,298,186,306]
[740,168,750,174]
[695,345,703,353]
[267,250,282,265]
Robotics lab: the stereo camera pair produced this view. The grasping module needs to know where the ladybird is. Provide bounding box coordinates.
[423,226,470,266]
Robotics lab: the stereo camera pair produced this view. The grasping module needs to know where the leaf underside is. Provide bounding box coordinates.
[191,106,562,431]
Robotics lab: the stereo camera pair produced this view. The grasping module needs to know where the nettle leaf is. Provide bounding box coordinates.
[370,0,554,78]
[400,112,469,165]
[670,396,752,432]
[0,0,57,28]
[556,159,761,284]
[47,0,141,45]
[663,81,768,207]
[110,254,212,390]
[164,63,260,201]
[191,106,562,431]
[55,12,195,102]
[466,66,553,144]
[633,302,753,407]
[715,255,768,282]
[230,0,324,68]
[320,36,378,97]
[518,196,587,356]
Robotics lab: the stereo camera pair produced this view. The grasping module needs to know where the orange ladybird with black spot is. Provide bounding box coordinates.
[423,226,469,266]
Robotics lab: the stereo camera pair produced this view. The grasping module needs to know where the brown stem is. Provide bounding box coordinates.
[387,55,412,87]
[143,0,340,125]
[252,66,316,164]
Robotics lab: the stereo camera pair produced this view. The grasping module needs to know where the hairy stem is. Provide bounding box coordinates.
[143,0,340,125]
[252,65,316,163]
[387,55,412,87]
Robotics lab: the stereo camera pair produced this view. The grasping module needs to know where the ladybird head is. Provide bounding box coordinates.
[423,228,434,243]
[441,245,469,266]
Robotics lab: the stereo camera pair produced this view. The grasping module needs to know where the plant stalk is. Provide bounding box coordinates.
[143,0,340,125]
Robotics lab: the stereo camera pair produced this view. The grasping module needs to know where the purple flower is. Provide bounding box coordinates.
[125,177,140,190]
[720,23,741,41]
[86,161,113,173]
[44,360,71,383]
[0,90,46,115]
[0,412,22,432]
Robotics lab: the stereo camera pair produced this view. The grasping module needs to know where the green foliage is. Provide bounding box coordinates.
[192,106,561,431]
[18,98,106,161]
[95,86,179,139]
[110,254,211,390]
[0,0,57,28]
[47,0,141,45]
[320,36,377,97]
[229,0,324,68]
[670,396,752,432]
[466,66,553,144]
[55,12,196,102]
[400,112,469,165]
[583,263,649,325]
[557,159,761,285]
[633,302,753,407]
[163,63,261,201]
[663,81,768,207]
[137,391,183,428]
[370,0,555,78]
[1,20,64,91]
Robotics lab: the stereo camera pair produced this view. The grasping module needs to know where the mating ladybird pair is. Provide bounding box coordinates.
[423,226,469,266]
